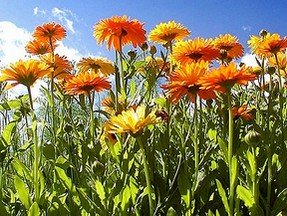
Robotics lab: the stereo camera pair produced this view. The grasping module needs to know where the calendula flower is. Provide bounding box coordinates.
[41,54,73,79]
[162,61,216,103]
[93,15,146,51]
[77,57,115,76]
[25,40,54,55]
[148,21,190,45]
[65,71,111,95]
[199,62,256,93]
[248,33,287,58]
[232,105,254,121]
[33,22,67,43]
[101,95,128,114]
[213,34,244,60]
[0,59,50,88]
[171,38,219,65]
[105,106,158,135]
[137,56,169,75]
[268,52,287,71]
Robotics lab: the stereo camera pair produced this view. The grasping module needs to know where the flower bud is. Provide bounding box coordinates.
[244,130,261,145]
[259,29,268,38]
[149,45,157,55]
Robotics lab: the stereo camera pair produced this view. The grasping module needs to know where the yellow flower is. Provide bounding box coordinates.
[0,59,50,88]
[148,21,190,44]
[268,52,287,71]
[105,106,158,135]
[77,57,115,76]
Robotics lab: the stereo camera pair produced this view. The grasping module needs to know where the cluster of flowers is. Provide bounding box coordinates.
[1,15,287,136]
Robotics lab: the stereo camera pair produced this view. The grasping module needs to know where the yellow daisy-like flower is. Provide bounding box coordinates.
[0,59,50,88]
[25,39,54,55]
[213,34,244,60]
[105,106,158,135]
[248,33,287,58]
[77,57,115,76]
[268,52,287,71]
[148,21,190,45]
[170,38,219,65]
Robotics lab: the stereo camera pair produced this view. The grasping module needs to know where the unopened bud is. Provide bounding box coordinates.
[244,130,261,145]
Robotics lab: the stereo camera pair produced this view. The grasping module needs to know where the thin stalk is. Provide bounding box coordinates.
[27,86,40,203]
[227,89,234,216]
[119,37,126,96]
[88,93,95,146]
[137,137,154,215]
[251,146,259,206]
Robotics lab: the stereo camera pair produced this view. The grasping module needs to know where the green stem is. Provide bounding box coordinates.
[227,89,234,216]
[137,137,154,215]
[251,146,259,206]
[88,93,95,146]
[27,86,40,203]
[266,146,272,216]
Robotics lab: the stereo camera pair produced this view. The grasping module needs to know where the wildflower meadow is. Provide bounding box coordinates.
[1,15,287,216]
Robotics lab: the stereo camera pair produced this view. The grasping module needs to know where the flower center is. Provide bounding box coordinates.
[186,52,203,61]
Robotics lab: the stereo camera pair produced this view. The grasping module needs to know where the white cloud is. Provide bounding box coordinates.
[33,7,46,16]
[56,42,82,61]
[52,7,75,34]
[242,25,252,32]
[0,21,31,66]
[241,53,258,67]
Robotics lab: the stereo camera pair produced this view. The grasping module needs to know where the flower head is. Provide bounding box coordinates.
[199,62,256,93]
[40,54,73,79]
[65,72,111,95]
[148,21,190,45]
[213,34,244,60]
[77,57,115,76]
[162,61,216,103]
[0,59,50,88]
[268,52,287,71]
[93,15,146,51]
[105,106,158,135]
[33,22,66,43]
[232,105,254,121]
[171,38,219,65]
[248,33,287,58]
[25,40,54,55]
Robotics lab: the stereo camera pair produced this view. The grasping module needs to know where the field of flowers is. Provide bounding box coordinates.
[0,15,287,215]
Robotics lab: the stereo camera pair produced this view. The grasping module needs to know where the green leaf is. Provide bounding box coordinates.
[216,179,230,215]
[230,156,238,188]
[0,201,9,216]
[95,180,106,205]
[178,169,191,208]
[28,202,40,216]
[120,185,130,211]
[246,150,256,181]
[14,175,32,209]
[236,185,254,208]
[167,207,178,216]
[271,188,287,216]
[12,158,32,182]
[218,136,228,162]
[1,121,16,146]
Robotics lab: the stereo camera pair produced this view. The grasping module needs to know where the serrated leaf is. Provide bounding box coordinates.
[14,175,32,209]
[216,179,230,214]
[95,180,106,205]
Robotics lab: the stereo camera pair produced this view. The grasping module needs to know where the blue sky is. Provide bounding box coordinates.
[1,0,287,65]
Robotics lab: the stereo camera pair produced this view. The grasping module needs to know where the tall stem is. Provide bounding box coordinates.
[137,137,154,215]
[88,93,95,146]
[227,89,234,216]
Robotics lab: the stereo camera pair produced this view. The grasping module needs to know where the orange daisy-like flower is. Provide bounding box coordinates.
[199,62,256,93]
[65,72,111,95]
[33,22,67,43]
[93,15,146,51]
[104,105,158,135]
[232,105,254,121]
[248,33,287,58]
[41,54,73,79]
[25,40,54,55]
[213,34,244,60]
[162,61,216,103]
[148,21,190,45]
[170,38,220,65]
[77,57,115,76]
[0,59,50,88]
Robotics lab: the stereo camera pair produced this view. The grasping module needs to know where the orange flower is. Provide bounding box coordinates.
[33,22,66,43]
[199,62,256,93]
[0,59,50,88]
[40,54,73,79]
[93,15,146,51]
[65,72,111,95]
[162,61,216,103]
[25,40,54,55]
[232,105,254,121]
[248,33,287,58]
[170,38,219,65]
[148,21,190,45]
[213,34,244,60]
[77,57,115,76]
[268,52,287,71]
